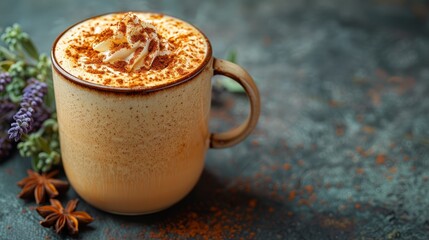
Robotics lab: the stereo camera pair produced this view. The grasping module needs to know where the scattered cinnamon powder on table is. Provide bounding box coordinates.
[283,163,292,171]
[375,154,386,165]
[147,203,257,239]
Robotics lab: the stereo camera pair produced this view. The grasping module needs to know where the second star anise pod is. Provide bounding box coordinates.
[17,169,69,204]
[36,199,94,235]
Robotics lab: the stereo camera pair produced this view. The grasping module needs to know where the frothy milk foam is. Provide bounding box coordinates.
[54,12,208,88]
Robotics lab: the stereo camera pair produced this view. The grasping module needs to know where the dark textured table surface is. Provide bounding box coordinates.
[1,0,429,239]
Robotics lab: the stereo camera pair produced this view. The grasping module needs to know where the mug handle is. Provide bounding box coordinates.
[210,58,261,148]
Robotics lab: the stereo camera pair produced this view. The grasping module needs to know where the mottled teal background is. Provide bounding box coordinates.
[1,0,429,239]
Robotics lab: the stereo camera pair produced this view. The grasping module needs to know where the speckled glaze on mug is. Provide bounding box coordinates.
[51,12,260,215]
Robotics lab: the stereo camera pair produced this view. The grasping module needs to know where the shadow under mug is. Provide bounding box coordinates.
[51,12,260,215]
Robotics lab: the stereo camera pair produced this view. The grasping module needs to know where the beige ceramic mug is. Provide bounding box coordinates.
[51,12,260,215]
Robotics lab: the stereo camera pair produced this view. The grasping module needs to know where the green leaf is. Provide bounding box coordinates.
[219,78,245,93]
[36,54,51,82]
[6,76,25,103]
[25,65,38,78]
[31,156,40,172]
[37,136,51,153]
[0,60,15,71]
[8,61,25,78]
[227,50,237,63]
[21,38,39,60]
[0,46,17,61]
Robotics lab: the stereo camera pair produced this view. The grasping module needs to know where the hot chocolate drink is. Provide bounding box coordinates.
[54,12,208,89]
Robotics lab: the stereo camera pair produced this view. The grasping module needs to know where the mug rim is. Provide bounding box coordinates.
[51,11,213,93]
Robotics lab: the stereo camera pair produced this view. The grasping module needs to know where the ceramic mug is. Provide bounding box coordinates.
[51,12,260,215]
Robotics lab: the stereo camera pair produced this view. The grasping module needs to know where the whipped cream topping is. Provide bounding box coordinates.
[92,13,170,72]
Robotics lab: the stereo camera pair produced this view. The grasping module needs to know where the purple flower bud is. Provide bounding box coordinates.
[0,72,12,92]
[8,78,49,142]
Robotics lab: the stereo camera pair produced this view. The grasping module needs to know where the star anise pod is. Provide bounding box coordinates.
[36,199,94,235]
[17,169,69,204]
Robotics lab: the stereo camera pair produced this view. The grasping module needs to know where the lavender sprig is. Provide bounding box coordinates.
[8,78,48,142]
[0,72,12,92]
[1,23,60,171]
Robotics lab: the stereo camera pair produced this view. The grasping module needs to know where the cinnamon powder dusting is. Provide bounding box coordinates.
[130,33,146,44]
[111,42,130,53]
[103,78,112,85]
[177,68,187,76]
[96,29,114,43]
[109,61,128,72]
[118,21,126,34]
[86,68,105,75]
[151,55,174,71]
